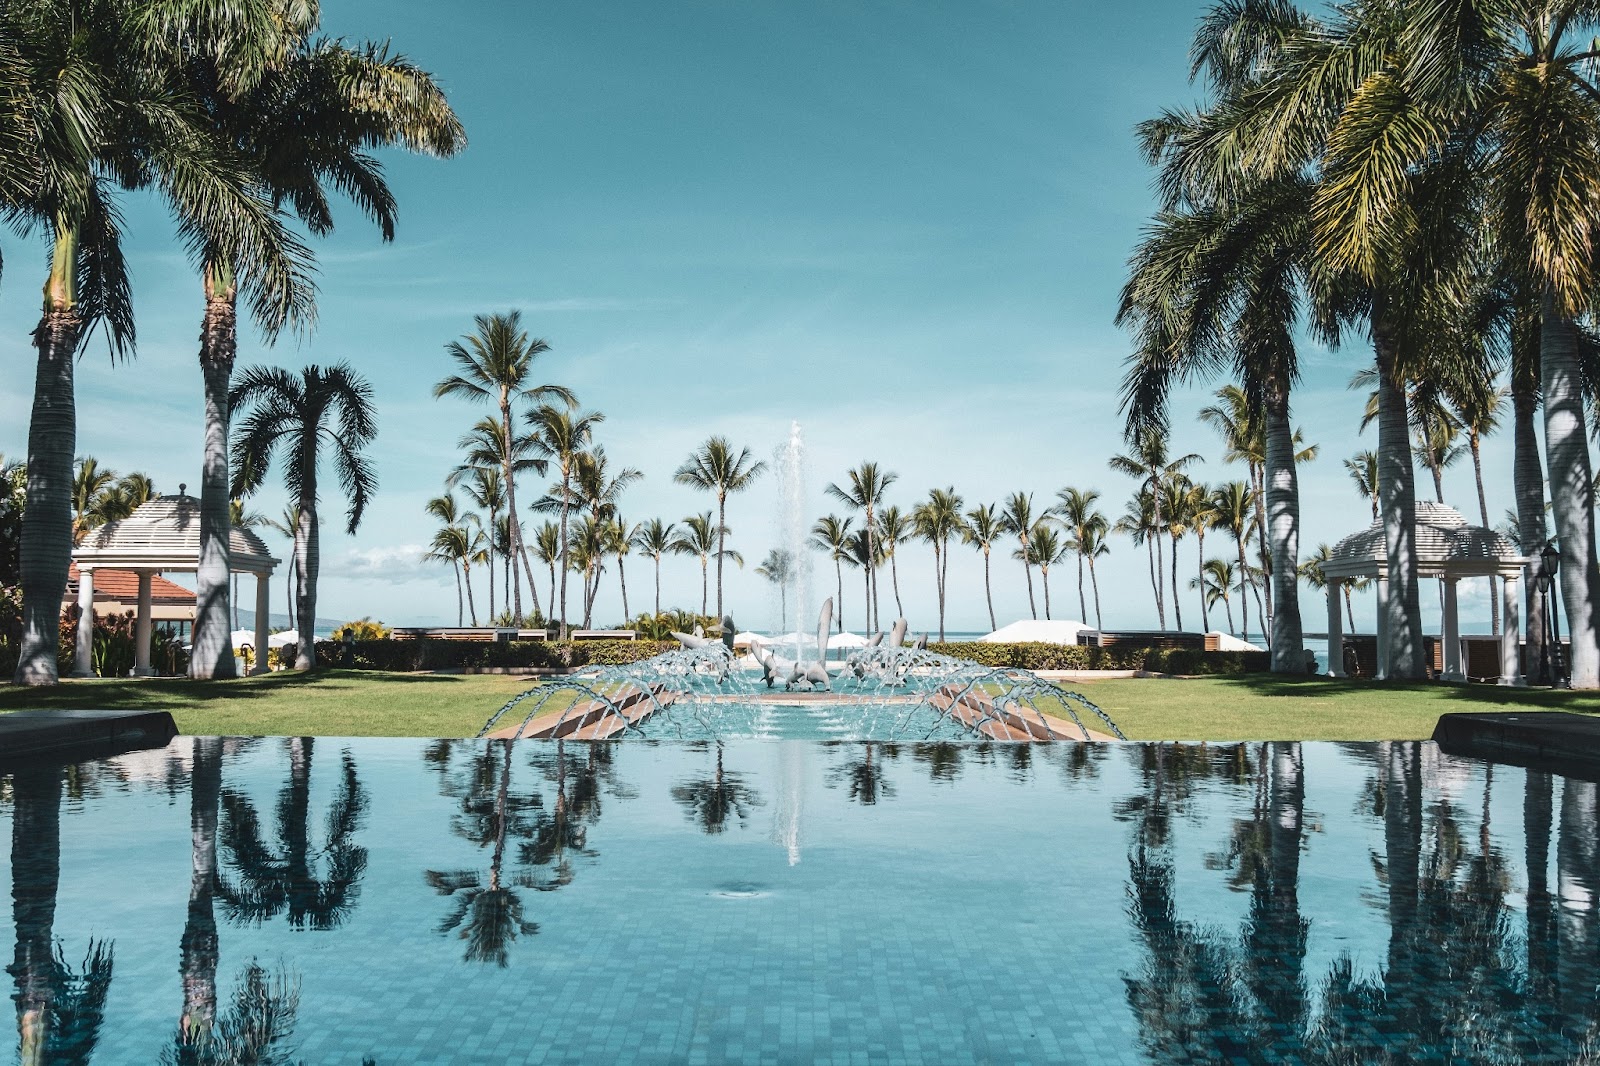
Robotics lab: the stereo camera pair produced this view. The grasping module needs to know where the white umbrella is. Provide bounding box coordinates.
[230,629,256,649]
[827,631,868,650]
[268,629,299,648]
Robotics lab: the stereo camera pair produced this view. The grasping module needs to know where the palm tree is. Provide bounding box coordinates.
[1445,375,1507,633]
[70,458,118,544]
[230,364,378,669]
[825,462,898,632]
[1108,432,1201,632]
[999,492,1043,620]
[424,495,485,627]
[755,549,795,626]
[6,0,310,685]
[1115,490,1164,624]
[672,512,738,619]
[567,516,608,628]
[172,6,462,683]
[606,517,639,623]
[426,524,470,626]
[459,466,506,621]
[914,488,966,642]
[1053,487,1104,624]
[1076,516,1110,631]
[1184,481,1218,632]
[532,521,562,625]
[435,313,572,626]
[1345,450,1380,522]
[263,505,303,626]
[810,515,854,633]
[1211,481,1259,640]
[1193,558,1238,636]
[1158,478,1194,632]
[877,505,911,620]
[452,415,546,616]
[633,519,677,621]
[228,499,265,630]
[1023,523,1065,622]
[675,437,767,623]
[962,503,1003,632]
[524,403,603,638]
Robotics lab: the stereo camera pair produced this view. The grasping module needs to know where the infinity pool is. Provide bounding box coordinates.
[4,736,1596,1063]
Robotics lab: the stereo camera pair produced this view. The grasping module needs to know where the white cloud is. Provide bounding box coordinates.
[332,544,448,586]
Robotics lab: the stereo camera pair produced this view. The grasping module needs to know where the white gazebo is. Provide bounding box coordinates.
[1321,502,1527,684]
[71,488,280,677]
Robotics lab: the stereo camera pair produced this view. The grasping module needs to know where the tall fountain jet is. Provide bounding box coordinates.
[775,421,812,645]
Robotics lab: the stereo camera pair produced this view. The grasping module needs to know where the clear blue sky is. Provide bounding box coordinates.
[0,1,1514,634]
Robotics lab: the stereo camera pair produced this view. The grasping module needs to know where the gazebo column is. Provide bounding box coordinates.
[1441,577,1464,681]
[72,567,96,677]
[134,571,154,677]
[253,572,271,676]
[1376,573,1390,680]
[1327,577,1345,678]
[1501,570,1525,686]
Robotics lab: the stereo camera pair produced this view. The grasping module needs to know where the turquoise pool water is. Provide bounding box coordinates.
[3,736,1596,1063]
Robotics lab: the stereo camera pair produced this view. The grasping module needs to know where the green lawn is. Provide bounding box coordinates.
[1,669,1598,741]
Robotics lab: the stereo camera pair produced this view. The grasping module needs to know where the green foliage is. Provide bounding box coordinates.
[281,638,675,672]
[930,641,1273,675]
[629,610,719,640]
[46,610,191,678]
[332,617,391,641]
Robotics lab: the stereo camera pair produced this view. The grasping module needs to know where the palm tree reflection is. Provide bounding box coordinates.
[826,742,897,806]
[670,741,762,833]
[217,738,368,930]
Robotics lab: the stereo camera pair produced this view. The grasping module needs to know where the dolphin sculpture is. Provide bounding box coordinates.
[887,619,908,648]
[796,598,832,689]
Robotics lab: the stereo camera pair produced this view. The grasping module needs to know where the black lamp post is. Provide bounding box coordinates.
[1538,541,1563,687]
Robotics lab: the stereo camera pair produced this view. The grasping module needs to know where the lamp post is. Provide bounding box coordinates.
[1537,541,1563,687]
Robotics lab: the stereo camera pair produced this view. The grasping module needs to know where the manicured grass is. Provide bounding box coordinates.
[2,669,1599,741]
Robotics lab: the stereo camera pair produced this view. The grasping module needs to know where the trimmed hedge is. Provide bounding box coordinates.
[928,641,1276,675]
[286,638,676,672]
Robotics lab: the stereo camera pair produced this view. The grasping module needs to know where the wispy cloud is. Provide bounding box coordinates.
[333,543,447,586]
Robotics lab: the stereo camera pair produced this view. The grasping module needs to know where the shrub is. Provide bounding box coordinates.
[279,638,676,672]
[928,641,1270,675]
[331,617,391,641]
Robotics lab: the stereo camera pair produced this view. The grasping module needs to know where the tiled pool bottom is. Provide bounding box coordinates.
[4,738,1598,1064]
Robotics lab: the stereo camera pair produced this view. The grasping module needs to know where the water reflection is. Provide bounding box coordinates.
[669,741,763,835]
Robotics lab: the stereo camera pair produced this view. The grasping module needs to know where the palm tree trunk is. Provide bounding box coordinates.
[1077,553,1087,623]
[1264,378,1305,674]
[983,549,996,631]
[1021,534,1037,620]
[1042,564,1052,621]
[1251,463,1271,643]
[193,270,238,680]
[1236,534,1251,640]
[11,761,63,1062]
[1195,531,1209,633]
[294,444,319,670]
[934,544,945,641]
[1146,537,1161,625]
[558,472,572,638]
[715,493,727,622]
[15,271,83,685]
[653,556,662,619]
[1224,595,1235,636]
[498,397,522,621]
[1374,309,1424,679]
[891,552,903,619]
[487,502,497,622]
[1344,583,1356,635]
[1169,534,1184,631]
[463,561,478,627]
[1540,293,1600,688]
[1154,530,1168,630]
[700,558,708,618]
[618,556,630,622]
[862,566,871,632]
[1513,378,1549,677]
[1467,430,1500,634]
[179,737,222,1052]
[835,558,844,632]
[452,563,463,626]
[1088,556,1103,630]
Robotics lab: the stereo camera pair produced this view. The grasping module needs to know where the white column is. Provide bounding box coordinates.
[72,567,95,677]
[1501,571,1525,686]
[1376,573,1391,680]
[1441,577,1463,681]
[253,572,271,675]
[134,571,154,677]
[1327,578,1345,677]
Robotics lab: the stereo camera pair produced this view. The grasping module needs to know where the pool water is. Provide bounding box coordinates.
[4,736,1598,1063]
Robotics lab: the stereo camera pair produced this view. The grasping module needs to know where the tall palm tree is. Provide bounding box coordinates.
[1185,481,1218,632]
[1023,523,1065,622]
[567,515,608,628]
[1345,450,1380,522]
[171,5,463,682]
[424,494,484,626]
[914,488,966,642]
[824,462,898,632]
[1193,558,1238,636]
[962,503,1003,632]
[1211,481,1259,640]
[810,515,854,632]
[1108,432,1201,632]
[672,512,738,620]
[1053,487,1104,624]
[755,549,794,625]
[675,437,767,622]
[1158,477,1194,632]
[532,521,561,625]
[452,415,544,617]
[1115,489,1164,624]
[633,519,677,621]
[435,313,571,625]
[524,403,602,638]
[7,0,311,685]
[228,498,265,630]
[230,364,378,669]
[262,505,303,627]
[1077,515,1111,631]
[877,505,911,620]
[999,492,1043,621]
[606,517,639,623]
[1444,373,1508,633]
[70,458,118,544]
[459,466,506,622]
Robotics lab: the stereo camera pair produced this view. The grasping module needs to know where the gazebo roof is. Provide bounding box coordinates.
[73,490,278,574]
[1324,502,1525,579]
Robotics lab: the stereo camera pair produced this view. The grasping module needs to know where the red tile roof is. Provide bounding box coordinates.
[67,564,196,605]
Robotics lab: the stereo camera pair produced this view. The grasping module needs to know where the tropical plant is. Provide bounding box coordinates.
[531,521,562,624]
[169,4,463,684]
[825,462,898,632]
[70,457,118,543]
[632,519,677,621]
[230,363,379,669]
[914,488,966,642]
[877,505,911,621]
[1114,489,1164,623]
[671,512,739,620]
[675,437,766,623]
[425,493,485,627]
[810,515,854,632]
[1193,558,1239,636]
[1076,514,1110,631]
[1053,487,1105,624]
[1108,431,1200,632]
[262,505,303,626]
[331,617,389,641]
[999,492,1044,621]
[1210,481,1260,639]
[1345,450,1380,523]
[606,516,639,623]
[1021,523,1065,622]
[435,313,571,626]
[755,549,795,626]
[962,503,1003,632]
[458,464,506,621]
[524,403,602,637]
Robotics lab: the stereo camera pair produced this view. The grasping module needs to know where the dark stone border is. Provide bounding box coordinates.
[0,709,178,765]
[1433,711,1600,782]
